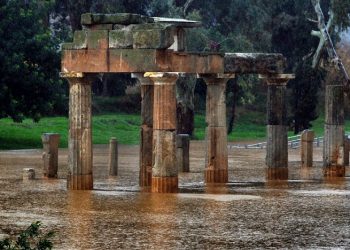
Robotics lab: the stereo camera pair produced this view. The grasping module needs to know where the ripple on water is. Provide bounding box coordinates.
[291,189,350,196]
[177,193,262,201]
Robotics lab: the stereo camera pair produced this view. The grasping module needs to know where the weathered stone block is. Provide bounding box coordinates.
[109,28,133,48]
[23,168,35,180]
[301,130,314,168]
[42,133,60,178]
[83,24,113,30]
[87,30,108,49]
[73,30,88,49]
[108,137,118,176]
[81,13,154,25]
[61,43,74,50]
[133,26,175,49]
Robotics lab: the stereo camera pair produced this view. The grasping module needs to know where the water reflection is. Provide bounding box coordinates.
[0,143,350,249]
[67,191,93,249]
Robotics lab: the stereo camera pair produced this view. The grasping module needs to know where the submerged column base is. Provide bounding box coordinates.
[324,166,346,177]
[205,168,228,183]
[266,167,288,180]
[151,177,178,193]
[67,174,93,190]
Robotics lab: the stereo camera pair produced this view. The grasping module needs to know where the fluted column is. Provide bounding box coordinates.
[62,72,93,190]
[260,74,293,180]
[132,73,154,187]
[199,74,234,183]
[323,84,345,177]
[145,72,179,193]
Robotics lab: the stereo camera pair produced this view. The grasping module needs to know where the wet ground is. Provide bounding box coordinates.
[0,141,349,249]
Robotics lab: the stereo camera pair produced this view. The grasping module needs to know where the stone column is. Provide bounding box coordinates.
[108,137,118,176]
[323,84,345,177]
[260,74,294,180]
[41,133,60,178]
[176,134,190,173]
[199,74,234,183]
[344,136,349,166]
[132,73,154,187]
[301,130,314,168]
[62,72,93,190]
[145,72,179,193]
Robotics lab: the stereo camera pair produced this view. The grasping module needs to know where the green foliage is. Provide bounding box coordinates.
[0,221,54,250]
[0,0,66,122]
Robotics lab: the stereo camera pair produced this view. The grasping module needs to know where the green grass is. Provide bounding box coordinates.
[0,112,350,150]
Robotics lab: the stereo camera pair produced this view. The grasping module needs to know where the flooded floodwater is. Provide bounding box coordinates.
[0,141,349,249]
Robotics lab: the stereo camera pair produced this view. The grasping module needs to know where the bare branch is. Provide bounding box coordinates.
[184,0,195,17]
[310,0,350,87]
[311,30,321,38]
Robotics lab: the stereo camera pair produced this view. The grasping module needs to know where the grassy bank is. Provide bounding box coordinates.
[0,112,349,150]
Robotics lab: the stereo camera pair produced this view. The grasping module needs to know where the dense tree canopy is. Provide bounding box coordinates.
[1,0,350,132]
[0,0,65,122]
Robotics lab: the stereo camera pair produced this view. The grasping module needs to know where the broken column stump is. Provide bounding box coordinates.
[61,72,94,190]
[41,133,60,178]
[23,168,35,180]
[108,137,118,176]
[301,130,314,168]
[323,84,345,177]
[176,134,190,173]
[200,74,234,183]
[260,74,294,180]
[132,73,153,187]
[145,72,178,193]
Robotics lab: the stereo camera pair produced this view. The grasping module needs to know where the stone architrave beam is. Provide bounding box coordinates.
[62,49,285,75]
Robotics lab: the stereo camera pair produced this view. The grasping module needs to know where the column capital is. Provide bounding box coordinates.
[144,72,179,85]
[197,73,235,85]
[60,72,84,78]
[60,72,95,85]
[259,74,295,86]
[131,73,153,85]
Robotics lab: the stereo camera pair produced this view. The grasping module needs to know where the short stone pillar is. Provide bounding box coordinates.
[176,134,190,172]
[344,136,350,166]
[61,72,93,190]
[108,137,118,176]
[199,74,234,183]
[301,130,314,168]
[132,73,153,187]
[41,133,60,178]
[260,74,294,180]
[323,84,345,177]
[145,72,179,193]
[23,168,35,180]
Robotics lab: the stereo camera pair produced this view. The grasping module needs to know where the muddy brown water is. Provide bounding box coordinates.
[0,141,349,249]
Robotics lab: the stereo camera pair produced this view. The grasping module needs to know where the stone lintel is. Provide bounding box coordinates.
[259,74,295,85]
[81,13,154,25]
[225,53,286,74]
[61,49,287,75]
[153,17,201,28]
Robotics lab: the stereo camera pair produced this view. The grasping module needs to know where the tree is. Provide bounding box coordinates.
[0,0,66,122]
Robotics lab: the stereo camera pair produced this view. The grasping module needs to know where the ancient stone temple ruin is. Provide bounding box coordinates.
[60,13,342,193]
